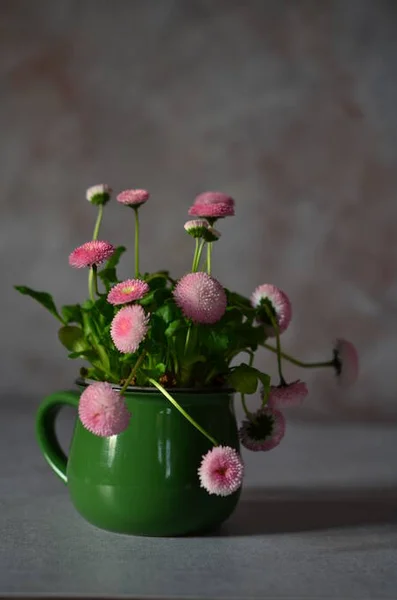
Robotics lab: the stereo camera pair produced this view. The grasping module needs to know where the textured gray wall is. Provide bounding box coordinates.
[3,0,397,423]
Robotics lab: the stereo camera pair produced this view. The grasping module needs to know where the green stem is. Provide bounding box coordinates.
[207,242,212,275]
[148,378,219,447]
[119,351,147,394]
[192,238,199,272]
[133,206,140,278]
[184,323,192,354]
[88,267,96,302]
[193,239,206,272]
[241,393,252,419]
[263,343,334,369]
[92,204,104,241]
[264,305,285,385]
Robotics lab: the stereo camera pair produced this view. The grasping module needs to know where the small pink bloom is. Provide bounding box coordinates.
[86,184,112,206]
[239,407,286,452]
[78,382,130,437]
[251,284,292,336]
[188,191,235,219]
[198,446,244,497]
[107,279,150,306]
[117,189,149,207]
[111,305,149,354]
[188,202,234,218]
[69,241,115,269]
[173,272,227,324]
[333,339,359,387]
[267,380,308,408]
[193,191,235,208]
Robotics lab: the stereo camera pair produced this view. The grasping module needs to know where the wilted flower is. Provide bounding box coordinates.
[86,184,112,206]
[107,279,149,306]
[267,380,308,408]
[173,272,227,324]
[251,284,292,337]
[333,339,359,387]
[78,381,130,437]
[239,407,286,452]
[111,305,149,354]
[69,241,115,269]
[198,445,244,496]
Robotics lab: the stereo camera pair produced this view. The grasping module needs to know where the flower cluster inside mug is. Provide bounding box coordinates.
[15,185,359,497]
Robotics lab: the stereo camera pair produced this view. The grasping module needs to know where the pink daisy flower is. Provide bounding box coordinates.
[239,407,286,452]
[69,240,115,269]
[193,191,235,208]
[173,272,227,324]
[251,284,292,337]
[188,191,235,219]
[78,382,130,437]
[267,380,308,408]
[333,339,359,387]
[198,446,244,497]
[117,189,150,207]
[111,305,149,354]
[86,184,112,206]
[107,279,150,306]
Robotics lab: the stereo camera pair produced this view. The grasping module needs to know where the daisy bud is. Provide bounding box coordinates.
[86,184,112,206]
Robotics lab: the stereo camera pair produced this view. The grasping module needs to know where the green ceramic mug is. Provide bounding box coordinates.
[36,382,241,536]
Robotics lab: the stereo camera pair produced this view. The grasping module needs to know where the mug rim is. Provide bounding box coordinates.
[75,377,235,394]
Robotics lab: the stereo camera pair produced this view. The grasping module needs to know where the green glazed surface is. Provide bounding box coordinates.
[36,385,241,536]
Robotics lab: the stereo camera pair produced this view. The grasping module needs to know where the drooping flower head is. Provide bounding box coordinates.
[239,407,286,452]
[267,380,308,408]
[173,272,227,324]
[333,339,359,387]
[107,279,149,306]
[188,191,235,219]
[86,184,112,206]
[117,189,150,207]
[69,241,115,269]
[198,446,244,496]
[203,226,221,242]
[251,284,292,337]
[78,382,130,437]
[111,305,149,354]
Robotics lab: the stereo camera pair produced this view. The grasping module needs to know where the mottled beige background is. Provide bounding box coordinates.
[3,0,397,423]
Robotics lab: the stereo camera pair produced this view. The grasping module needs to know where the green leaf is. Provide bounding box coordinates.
[149,314,167,345]
[105,245,126,270]
[155,300,181,324]
[228,363,259,394]
[139,288,171,307]
[257,371,271,400]
[14,286,63,322]
[141,363,166,380]
[58,326,87,352]
[165,319,186,338]
[145,273,169,290]
[61,304,83,325]
[98,246,126,290]
[68,350,99,361]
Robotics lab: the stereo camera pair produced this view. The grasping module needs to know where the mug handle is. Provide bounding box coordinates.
[35,390,80,484]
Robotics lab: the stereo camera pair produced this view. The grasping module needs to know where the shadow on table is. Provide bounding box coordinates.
[217,486,397,536]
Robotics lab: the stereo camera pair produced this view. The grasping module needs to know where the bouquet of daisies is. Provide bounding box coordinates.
[15,185,359,496]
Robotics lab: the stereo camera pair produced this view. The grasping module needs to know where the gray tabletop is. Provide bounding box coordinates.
[1,395,397,599]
